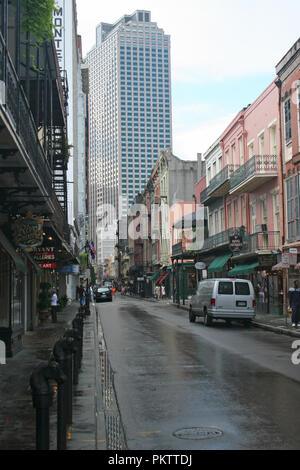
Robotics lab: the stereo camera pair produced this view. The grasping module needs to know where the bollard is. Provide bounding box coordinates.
[72,317,83,367]
[85,287,91,316]
[64,328,80,386]
[51,340,70,450]
[30,360,66,450]
[52,337,75,441]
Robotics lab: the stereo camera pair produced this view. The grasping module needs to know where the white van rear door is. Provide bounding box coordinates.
[215,281,234,311]
[234,281,252,310]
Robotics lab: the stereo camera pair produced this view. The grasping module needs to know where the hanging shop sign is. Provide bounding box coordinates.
[195,262,206,270]
[229,231,243,253]
[12,213,44,250]
[31,247,56,269]
[39,262,56,269]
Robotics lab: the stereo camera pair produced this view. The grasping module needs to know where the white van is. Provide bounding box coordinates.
[189,278,256,326]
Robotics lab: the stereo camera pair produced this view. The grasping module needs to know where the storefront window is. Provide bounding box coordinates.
[11,269,24,329]
[0,249,10,327]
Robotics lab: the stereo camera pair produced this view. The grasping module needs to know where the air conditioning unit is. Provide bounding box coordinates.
[256,224,268,232]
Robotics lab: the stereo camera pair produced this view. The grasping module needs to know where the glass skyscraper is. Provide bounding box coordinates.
[87,10,172,263]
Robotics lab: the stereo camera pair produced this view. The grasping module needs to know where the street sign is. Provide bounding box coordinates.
[281,253,290,268]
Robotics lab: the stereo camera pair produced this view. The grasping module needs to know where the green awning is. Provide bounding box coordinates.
[149,271,161,281]
[0,230,28,274]
[228,261,259,277]
[208,253,232,273]
[23,250,43,276]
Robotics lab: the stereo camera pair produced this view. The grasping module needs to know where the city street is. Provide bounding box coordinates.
[96,296,300,450]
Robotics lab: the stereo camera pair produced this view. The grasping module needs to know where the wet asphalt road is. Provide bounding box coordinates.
[96,296,300,450]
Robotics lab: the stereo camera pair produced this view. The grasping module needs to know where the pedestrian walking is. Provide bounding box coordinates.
[288,280,300,327]
[155,284,160,300]
[161,285,166,299]
[257,282,265,303]
[51,290,58,323]
[79,285,85,306]
[89,285,94,302]
[76,285,80,301]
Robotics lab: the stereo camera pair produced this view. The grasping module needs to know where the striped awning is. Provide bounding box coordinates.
[158,271,169,285]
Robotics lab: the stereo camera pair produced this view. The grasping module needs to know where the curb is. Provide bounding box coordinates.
[251,320,300,338]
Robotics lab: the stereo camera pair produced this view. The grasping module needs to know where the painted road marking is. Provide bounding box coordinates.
[138,431,161,436]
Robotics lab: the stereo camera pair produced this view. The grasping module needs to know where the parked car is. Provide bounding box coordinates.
[94,287,113,303]
[189,278,256,326]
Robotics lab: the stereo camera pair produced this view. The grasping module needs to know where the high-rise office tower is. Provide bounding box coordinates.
[86,10,172,265]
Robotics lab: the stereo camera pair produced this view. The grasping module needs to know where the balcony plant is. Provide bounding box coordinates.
[12,0,58,45]
[37,282,51,322]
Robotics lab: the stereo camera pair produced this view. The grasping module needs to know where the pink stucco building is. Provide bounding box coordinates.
[197,80,282,313]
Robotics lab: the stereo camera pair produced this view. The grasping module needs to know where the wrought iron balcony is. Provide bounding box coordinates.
[202,229,236,251]
[239,231,280,254]
[200,165,237,204]
[208,164,236,196]
[200,188,208,205]
[0,33,53,198]
[172,241,183,256]
[230,155,278,195]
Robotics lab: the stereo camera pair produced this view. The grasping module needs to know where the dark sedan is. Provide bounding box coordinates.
[94,287,113,303]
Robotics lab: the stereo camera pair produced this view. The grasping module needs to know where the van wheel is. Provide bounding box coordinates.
[204,310,213,327]
[189,306,196,323]
[243,319,252,327]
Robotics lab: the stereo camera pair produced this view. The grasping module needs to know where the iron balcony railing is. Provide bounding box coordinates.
[239,231,280,254]
[200,165,237,204]
[172,241,183,256]
[202,229,236,251]
[230,155,278,191]
[207,164,236,195]
[0,32,52,197]
[200,188,208,205]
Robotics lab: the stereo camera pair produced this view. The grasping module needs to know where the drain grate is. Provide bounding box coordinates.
[173,427,223,440]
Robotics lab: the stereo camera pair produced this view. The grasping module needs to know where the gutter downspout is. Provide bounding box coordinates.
[276,78,287,320]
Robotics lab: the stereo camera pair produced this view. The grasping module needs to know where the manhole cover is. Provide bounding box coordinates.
[173,427,223,440]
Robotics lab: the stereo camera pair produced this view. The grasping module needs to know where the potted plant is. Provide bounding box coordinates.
[37,282,51,322]
[57,295,69,312]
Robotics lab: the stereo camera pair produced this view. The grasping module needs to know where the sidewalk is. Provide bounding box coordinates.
[0,301,105,451]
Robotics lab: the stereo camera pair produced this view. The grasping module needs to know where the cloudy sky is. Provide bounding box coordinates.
[76,0,300,160]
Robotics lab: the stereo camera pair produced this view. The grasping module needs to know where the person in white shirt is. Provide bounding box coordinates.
[51,290,58,323]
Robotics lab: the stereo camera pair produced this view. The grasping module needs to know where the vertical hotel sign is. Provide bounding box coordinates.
[53,0,65,73]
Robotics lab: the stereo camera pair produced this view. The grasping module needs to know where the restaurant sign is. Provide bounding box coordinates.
[229,231,243,253]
